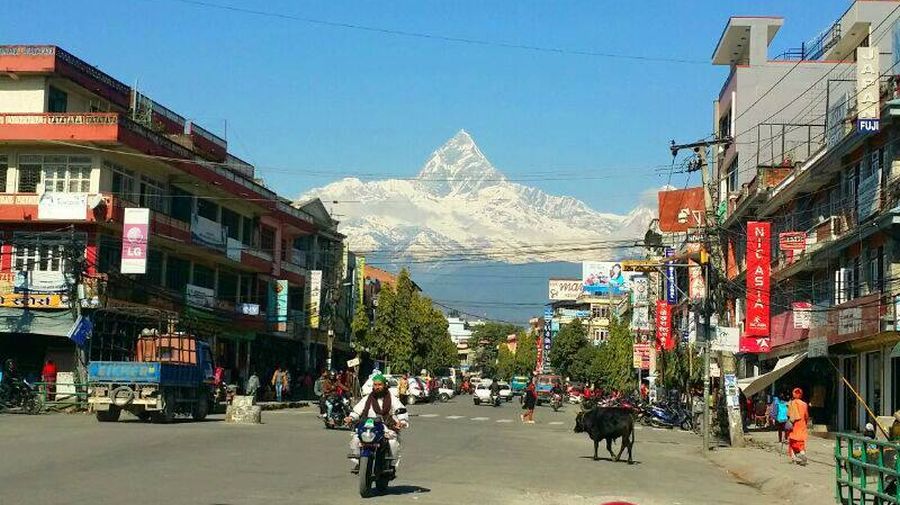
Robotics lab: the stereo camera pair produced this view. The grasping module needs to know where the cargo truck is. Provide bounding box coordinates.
[88,334,215,423]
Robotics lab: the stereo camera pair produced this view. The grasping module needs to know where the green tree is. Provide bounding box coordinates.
[595,317,635,392]
[351,302,371,353]
[471,322,520,376]
[371,282,413,373]
[496,345,516,380]
[548,318,589,379]
[513,331,537,376]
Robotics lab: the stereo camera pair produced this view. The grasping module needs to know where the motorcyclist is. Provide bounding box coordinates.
[0,358,21,401]
[345,374,408,475]
[489,379,501,403]
[551,383,563,401]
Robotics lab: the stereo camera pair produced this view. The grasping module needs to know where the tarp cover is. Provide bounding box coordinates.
[737,352,807,398]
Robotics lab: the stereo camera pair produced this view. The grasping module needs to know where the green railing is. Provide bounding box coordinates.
[835,433,900,504]
[34,382,89,411]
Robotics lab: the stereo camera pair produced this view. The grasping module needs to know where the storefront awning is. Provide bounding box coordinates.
[0,308,76,337]
[182,307,255,341]
[738,352,807,398]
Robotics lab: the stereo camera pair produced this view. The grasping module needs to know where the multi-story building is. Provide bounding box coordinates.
[712,3,900,431]
[547,294,630,345]
[0,45,349,385]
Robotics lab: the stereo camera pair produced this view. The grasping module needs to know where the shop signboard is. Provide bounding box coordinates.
[779,232,807,252]
[186,284,215,309]
[808,336,828,358]
[548,279,583,301]
[724,374,739,409]
[13,271,70,293]
[665,248,678,305]
[631,305,650,332]
[792,301,812,329]
[710,325,740,353]
[67,315,92,347]
[657,187,706,233]
[38,192,87,220]
[857,46,880,122]
[307,272,321,330]
[121,208,150,274]
[655,300,673,351]
[744,221,771,352]
[631,276,649,306]
[237,303,260,316]
[838,307,863,335]
[632,343,651,370]
[688,259,705,302]
[191,214,227,251]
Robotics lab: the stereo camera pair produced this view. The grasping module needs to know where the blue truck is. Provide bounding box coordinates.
[88,335,215,423]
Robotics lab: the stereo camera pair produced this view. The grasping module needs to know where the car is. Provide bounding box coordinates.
[496,381,513,402]
[437,378,456,402]
[509,376,530,396]
[473,383,502,406]
[534,374,562,405]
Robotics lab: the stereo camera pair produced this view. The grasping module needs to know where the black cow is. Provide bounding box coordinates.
[574,407,634,464]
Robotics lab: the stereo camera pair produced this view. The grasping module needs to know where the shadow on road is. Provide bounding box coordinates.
[379,485,431,496]
[578,455,641,465]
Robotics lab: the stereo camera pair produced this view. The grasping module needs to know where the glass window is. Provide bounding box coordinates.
[221,207,241,240]
[192,263,215,290]
[106,161,135,202]
[239,274,254,304]
[146,250,163,286]
[16,154,91,193]
[140,176,167,213]
[166,256,190,293]
[727,156,739,194]
[48,86,68,113]
[97,240,120,273]
[218,270,238,302]
[289,286,303,311]
[169,186,193,223]
[0,155,6,192]
[12,232,85,272]
[241,216,254,246]
[196,198,219,222]
[260,226,276,253]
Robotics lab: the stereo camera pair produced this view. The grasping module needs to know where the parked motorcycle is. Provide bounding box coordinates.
[0,379,42,414]
[324,394,351,429]
[550,393,563,412]
[354,417,396,497]
[645,402,693,430]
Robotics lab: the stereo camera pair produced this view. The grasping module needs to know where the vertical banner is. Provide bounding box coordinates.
[356,256,365,306]
[665,248,678,305]
[688,259,706,301]
[744,221,771,353]
[308,271,322,329]
[267,279,289,332]
[655,300,673,351]
[121,208,150,274]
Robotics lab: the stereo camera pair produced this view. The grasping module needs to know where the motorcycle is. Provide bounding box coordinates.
[0,379,43,414]
[550,393,563,412]
[355,417,396,497]
[324,394,351,429]
[646,402,693,430]
[490,391,501,407]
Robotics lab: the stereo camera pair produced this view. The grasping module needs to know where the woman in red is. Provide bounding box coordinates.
[41,359,57,400]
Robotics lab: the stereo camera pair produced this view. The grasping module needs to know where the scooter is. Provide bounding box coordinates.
[490,391,501,407]
[646,402,693,430]
[550,393,563,412]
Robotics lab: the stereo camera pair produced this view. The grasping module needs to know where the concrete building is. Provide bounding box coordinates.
[711,2,900,431]
[548,294,630,345]
[0,45,349,385]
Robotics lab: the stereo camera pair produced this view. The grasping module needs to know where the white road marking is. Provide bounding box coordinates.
[548,421,564,425]
[470,417,489,421]
[496,419,512,423]
[445,415,464,420]
[419,414,439,418]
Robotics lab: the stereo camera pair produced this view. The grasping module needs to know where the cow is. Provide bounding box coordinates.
[574,406,634,464]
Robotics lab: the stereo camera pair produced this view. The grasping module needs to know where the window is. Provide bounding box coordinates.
[835,268,851,305]
[48,86,68,113]
[17,156,41,193]
[241,216,254,246]
[260,225,276,254]
[12,232,85,272]
[221,207,241,240]
[727,156,739,194]
[18,154,91,193]
[147,250,163,286]
[97,240,120,273]
[852,256,862,299]
[593,328,609,343]
[192,263,215,290]
[870,246,885,293]
[239,274,254,304]
[218,270,238,303]
[106,161,135,202]
[591,306,609,319]
[140,176,167,213]
[166,256,190,293]
[0,155,6,192]
[196,198,219,221]
[169,187,193,223]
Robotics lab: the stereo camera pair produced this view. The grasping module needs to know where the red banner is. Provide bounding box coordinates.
[655,300,673,351]
[744,221,771,353]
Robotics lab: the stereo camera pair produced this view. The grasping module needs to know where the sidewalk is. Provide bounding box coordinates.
[705,429,836,505]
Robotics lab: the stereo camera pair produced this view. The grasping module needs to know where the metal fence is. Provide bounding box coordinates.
[35,381,89,411]
[835,433,900,504]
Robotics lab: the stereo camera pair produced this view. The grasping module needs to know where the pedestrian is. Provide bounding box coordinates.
[282,369,291,400]
[314,370,328,415]
[521,381,537,424]
[787,387,810,465]
[773,391,789,444]
[246,371,260,400]
[271,365,285,402]
[398,374,409,405]
[41,359,57,401]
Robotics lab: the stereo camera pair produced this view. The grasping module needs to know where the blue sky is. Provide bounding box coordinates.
[4,1,845,213]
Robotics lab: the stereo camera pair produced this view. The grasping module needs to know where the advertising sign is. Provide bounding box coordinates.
[582,261,639,295]
[14,271,70,293]
[665,248,678,305]
[237,303,260,316]
[38,192,87,220]
[356,256,366,305]
[266,279,289,331]
[186,284,215,309]
[632,343,651,370]
[857,46,880,121]
[191,214,227,251]
[838,307,863,335]
[226,237,243,262]
[688,259,705,302]
[308,272,321,330]
[67,315,92,347]
[710,325,740,353]
[655,300,673,351]
[631,305,650,332]
[548,279,583,301]
[121,208,150,274]
[744,222,771,351]
[779,232,807,252]
[631,276,649,306]
[724,374,739,409]
[657,187,706,233]
[792,301,812,329]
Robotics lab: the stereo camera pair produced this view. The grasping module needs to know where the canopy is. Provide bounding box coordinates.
[737,352,807,398]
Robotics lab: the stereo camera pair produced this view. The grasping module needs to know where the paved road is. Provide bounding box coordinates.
[0,397,772,505]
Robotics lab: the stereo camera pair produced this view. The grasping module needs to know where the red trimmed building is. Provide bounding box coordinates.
[0,45,351,386]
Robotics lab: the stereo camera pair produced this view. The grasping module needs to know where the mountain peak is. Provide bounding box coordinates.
[417,130,504,196]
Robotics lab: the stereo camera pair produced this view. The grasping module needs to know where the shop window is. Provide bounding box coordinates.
[48,86,68,113]
[192,263,215,290]
[0,155,7,193]
[169,186,193,223]
[106,161,135,202]
[166,256,190,293]
[196,197,219,222]
[221,207,241,240]
[140,176,167,213]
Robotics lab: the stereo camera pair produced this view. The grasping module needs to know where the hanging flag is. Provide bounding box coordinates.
[744,221,771,353]
[655,300,673,351]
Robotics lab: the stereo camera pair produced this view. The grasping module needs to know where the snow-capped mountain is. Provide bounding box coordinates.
[300,130,656,263]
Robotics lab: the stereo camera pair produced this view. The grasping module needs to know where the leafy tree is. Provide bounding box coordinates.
[595,317,635,392]
[548,318,589,379]
[496,344,516,380]
[513,331,537,376]
[471,322,520,376]
[371,282,413,373]
[351,302,371,353]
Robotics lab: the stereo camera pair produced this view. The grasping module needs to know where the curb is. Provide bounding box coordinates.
[258,401,310,411]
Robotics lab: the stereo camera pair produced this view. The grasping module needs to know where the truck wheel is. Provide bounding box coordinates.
[136,411,152,422]
[192,394,209,421]
[96,407,121,422]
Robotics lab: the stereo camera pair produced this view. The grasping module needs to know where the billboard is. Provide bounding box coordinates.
[548,279,583,301]
[657,187,706,233]
[710,325,740,353]
[631,276,649,306]
[632,343,651,370]
[744,221,771,353]
[631,305,650,332]
[308,272,321,329]
[582,261,640,295]
[121,208,149,274]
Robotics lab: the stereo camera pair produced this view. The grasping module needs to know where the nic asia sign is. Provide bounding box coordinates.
[743,221,771,353]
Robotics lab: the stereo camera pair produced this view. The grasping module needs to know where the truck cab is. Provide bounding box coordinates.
[534,374,561,405]
[88,334,215,423]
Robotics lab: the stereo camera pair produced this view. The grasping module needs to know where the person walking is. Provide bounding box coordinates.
[398,374,409,405]
[282,369,292,400]
[773,391,790,444]
[787,387,810,465]
[246,371,260,400]
[271,365,285,402]
[41,359,57,401]
[521,382,537,424]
